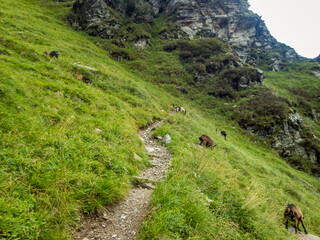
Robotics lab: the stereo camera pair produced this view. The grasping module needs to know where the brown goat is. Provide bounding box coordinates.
[216,129,227,140]
[199,135,215,149]
[74,73,92,84]
[284,204,308,234]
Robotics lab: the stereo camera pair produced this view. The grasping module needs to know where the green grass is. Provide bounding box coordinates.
[264,63,320,121]
[0,0,173,238]
[263,62,320,139]
[138,109,320,239]
[1,0,320,239]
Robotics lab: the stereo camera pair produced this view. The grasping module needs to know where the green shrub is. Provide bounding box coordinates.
[232,89,291,128]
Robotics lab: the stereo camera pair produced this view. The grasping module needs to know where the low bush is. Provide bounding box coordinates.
[232,89,291,129]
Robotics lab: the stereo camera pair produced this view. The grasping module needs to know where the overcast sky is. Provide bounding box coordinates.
[248,0,320,59]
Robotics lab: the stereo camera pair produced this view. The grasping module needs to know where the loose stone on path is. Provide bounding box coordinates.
[73,115,173,240]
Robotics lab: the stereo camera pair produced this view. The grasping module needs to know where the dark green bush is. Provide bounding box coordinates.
[232,89,291,128]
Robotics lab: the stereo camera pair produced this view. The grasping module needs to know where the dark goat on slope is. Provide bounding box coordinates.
[284,204,308,234]
[44,51,59,58]
[216,129,227,140]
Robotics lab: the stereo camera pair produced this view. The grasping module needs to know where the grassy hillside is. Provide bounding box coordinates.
[0,0,173,238]
[264,62,320,137]
[0,0,319,239]
[138,109,320,239]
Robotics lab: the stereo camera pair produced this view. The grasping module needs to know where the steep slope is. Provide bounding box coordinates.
[138,109,320,239]
[0,0,320,240]
[71,0,320,174]
[0,0,171,238]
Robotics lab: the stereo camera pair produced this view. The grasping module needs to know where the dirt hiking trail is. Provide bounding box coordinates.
[74,116,172,240]
[288,227,320,240]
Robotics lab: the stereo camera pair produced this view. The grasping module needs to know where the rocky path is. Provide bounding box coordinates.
[74,117,172,240]
[288,227,320,240]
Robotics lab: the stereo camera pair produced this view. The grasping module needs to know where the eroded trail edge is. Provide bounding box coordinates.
[74,117,172,240]
[288,227,320,240]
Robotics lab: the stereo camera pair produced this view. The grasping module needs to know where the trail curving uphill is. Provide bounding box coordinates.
[74,117,172,240]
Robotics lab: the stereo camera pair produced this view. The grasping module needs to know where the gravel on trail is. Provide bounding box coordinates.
[287,227,320,240]
[73,117,172,240]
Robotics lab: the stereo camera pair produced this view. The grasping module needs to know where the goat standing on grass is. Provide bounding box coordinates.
[172,105,186,114]
[74,73,92,84]
[199,135,215,149]
[284,204,308,234]
[216,129,227,140]
[44,51,59,63]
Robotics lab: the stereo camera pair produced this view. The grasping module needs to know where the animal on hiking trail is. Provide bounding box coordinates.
[44,51,59,58]
[172,105,186,114]
[74,73,92,84]
[216,129,227,140]
[199,135,215,149]
[284,204,308,234]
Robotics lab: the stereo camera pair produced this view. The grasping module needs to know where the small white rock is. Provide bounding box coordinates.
[95,128,102,134]
[146,147,154,153]
[163,134,171,144]
[134,153,142,161]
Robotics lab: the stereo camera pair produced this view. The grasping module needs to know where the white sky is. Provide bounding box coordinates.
[248,0,320,58]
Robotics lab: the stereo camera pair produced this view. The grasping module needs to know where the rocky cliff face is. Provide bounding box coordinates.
[162,0,275,61]
[72,0,299,65]
[245,110,320,175]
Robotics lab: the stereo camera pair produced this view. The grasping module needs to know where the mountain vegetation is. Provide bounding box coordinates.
[0,0,319,239]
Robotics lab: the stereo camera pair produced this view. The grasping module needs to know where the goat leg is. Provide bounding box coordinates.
[202,140,207,147]
[301,219,308,234]
[295,219,299,233]
[285,216,289,229]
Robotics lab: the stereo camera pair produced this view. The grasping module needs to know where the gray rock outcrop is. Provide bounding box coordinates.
[72,0,301,65]
[245,112,320,175]
[72,0,122,38]
[270,113,319,174]
[272,113,305,155]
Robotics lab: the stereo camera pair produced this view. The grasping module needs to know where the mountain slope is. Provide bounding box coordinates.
[0,0,319,239]
[72,0,320,175]
[0,0,172,238]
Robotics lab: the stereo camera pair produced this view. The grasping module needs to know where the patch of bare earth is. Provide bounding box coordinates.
[288,227,320,240]
[73,117,172,240]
